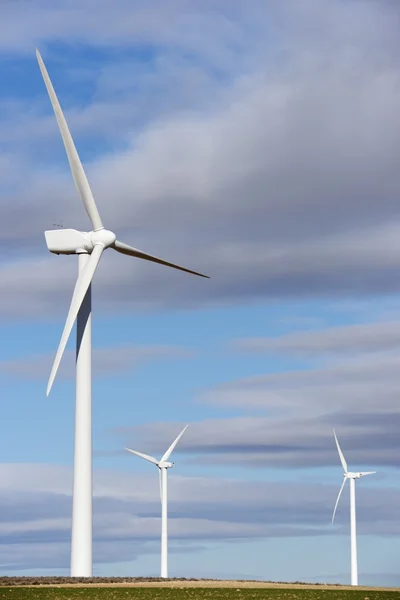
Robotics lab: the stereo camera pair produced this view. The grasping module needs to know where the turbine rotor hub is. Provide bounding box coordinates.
[89,228,116,249]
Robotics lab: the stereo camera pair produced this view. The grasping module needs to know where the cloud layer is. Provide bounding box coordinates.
[115,318,400,469]
[0,462,393,572]
[232,321,400,357]
[2,1,400,318]
[0,344,190,380]
[1,0,399,583]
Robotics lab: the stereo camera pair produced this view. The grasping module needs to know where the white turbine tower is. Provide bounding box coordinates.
[36,50,208,578]
[332,429,375,586]
[125,425,188,578]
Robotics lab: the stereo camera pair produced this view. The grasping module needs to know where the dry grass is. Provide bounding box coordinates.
[24,582,400,592]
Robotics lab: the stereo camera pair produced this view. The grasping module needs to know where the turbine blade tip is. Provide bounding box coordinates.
[46,375,55,397]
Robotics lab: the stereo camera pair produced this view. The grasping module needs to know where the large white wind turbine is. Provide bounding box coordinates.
[331,429,375,586]
[125,425,188,578]
[36,50,208,577]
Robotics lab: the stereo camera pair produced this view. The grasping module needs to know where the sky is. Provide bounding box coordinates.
[0,0,400,586]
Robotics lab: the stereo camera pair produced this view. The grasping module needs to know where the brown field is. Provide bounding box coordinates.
[1,578,397,591]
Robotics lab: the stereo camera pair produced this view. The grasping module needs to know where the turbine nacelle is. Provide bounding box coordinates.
[45,228,116,255]
[345,471,375,479]
[158,461,174,469]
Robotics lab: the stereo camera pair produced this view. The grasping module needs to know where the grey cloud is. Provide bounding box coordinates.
[116,340,400,468]
[232,321,400,357]
[0,0,260,67]
[118,413,399,469]
[2,2,400,316]
[0,462,395,571]
[200,353,400,414]
[0,344,191,381]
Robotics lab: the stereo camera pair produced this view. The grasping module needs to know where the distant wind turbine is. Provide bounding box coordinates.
[125,425,188,578]
[36,49,208,577]
[332,429,375,586]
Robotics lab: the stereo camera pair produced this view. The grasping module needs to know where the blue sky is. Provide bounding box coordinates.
[0,0,400,586]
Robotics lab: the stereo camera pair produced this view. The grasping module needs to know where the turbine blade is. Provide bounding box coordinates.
[332,477,347,524]
[124,448,159,465]
[360,471,376,476]
[161,425,188,462]
[112,240,209,278]
[333,429,348,473]
[36,49,104,231]
[46,244,104,396]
